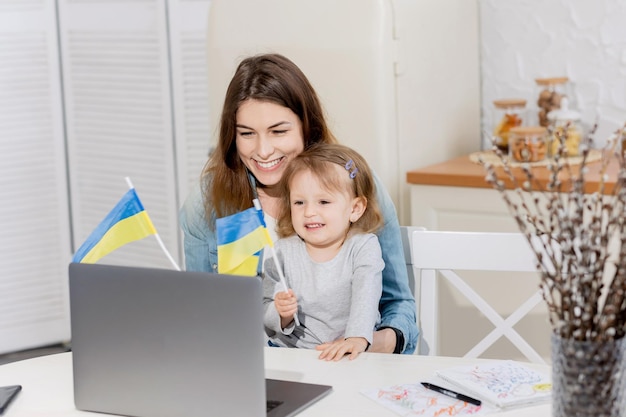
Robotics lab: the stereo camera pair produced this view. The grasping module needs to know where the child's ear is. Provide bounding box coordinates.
[349,197,367,223]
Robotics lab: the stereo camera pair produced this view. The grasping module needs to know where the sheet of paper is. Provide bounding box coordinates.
[435,360,552,409]
[361,382,496,416]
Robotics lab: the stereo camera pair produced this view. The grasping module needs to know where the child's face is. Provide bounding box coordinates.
[288,166,364,253]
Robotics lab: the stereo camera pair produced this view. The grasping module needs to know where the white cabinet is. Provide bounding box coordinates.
[410,184,519,232]
[0,0,71,354]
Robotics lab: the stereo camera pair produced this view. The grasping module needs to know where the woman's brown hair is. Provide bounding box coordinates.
[275,143,383,238]
[201,53,338,221]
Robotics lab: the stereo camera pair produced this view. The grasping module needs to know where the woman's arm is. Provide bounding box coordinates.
[372,173,419,354]
[179,182,217,272]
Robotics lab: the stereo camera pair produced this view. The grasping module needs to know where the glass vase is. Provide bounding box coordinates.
[551,333,626,417]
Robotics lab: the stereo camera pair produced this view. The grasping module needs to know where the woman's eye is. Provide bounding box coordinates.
[272,129,287,135]
[238,131,254,137]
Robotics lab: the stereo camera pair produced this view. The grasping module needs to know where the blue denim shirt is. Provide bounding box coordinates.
[179,173,418,353]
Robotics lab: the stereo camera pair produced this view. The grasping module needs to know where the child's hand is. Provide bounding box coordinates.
[274,289,298,327]
[315,337,369,361]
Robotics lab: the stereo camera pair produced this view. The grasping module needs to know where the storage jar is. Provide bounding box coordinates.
[509,126,548,163]
[535,77,574,128]
[547,97,582,157]
[492,99,527,152]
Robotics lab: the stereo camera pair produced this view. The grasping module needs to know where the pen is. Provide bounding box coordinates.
[421,382,482,406]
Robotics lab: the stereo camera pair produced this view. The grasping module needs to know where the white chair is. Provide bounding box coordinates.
[400,226,425,298]
[410,229,547,364]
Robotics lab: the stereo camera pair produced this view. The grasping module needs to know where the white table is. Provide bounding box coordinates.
[0,348,551,417]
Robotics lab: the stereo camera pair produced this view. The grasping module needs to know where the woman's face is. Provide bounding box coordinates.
[235,99,305,188]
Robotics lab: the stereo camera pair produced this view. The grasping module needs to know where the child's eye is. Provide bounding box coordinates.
[293,200,303,206]
[319,200,331,205]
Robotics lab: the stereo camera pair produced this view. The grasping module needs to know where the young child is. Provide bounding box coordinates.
[263,143,384,361]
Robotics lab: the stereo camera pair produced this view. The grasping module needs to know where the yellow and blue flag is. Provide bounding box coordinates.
[72,188,157,263]
[216,206,272,276]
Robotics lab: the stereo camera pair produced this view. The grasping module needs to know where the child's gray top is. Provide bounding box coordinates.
[263,233,384,349]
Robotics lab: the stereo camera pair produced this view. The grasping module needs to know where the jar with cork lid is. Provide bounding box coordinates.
[535,77,574,128]
[547,97,583,157]
[492,99,527,152]
[508,126,548,163]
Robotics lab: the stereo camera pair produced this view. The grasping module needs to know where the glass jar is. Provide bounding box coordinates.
[509,126,548,163]
[547,98,583,157]
[492,99,527,152]
[535,77,574,128]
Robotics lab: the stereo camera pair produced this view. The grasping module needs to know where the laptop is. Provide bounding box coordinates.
[68,263,332,417]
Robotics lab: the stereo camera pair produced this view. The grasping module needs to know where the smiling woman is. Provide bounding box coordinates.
[179,53,418,354]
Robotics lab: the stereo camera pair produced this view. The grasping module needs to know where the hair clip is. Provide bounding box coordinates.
[344,159,358,179]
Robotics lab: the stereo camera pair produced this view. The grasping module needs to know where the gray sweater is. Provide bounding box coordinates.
[263,233,383,349]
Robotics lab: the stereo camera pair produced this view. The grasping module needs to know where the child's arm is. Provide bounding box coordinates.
[316,234,384,360]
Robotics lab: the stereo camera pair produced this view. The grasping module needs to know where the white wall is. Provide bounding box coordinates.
[479,0,626,145]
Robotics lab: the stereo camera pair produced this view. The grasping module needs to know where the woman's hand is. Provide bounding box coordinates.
[274,289,298,328]
[315,337,369,361]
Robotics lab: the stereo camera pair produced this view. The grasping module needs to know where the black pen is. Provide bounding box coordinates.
[421,382,482,406]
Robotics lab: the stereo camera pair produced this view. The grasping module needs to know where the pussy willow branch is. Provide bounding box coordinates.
[482,124,626,341]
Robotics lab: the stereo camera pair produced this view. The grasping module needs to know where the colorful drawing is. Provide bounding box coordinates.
[436,360,552,409]
[361,383,484,417]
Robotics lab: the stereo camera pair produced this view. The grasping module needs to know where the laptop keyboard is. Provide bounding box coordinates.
[267,399,283,412]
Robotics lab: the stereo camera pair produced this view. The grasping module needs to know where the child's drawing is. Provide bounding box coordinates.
[361,383,483,417]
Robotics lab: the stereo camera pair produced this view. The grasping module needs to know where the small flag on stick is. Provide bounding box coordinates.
[217,199,300,326]
[72,178,179,270]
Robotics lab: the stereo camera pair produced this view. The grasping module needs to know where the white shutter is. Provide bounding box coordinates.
[167,0,212,203]
[0,0,71,354]
[59,0,181,269]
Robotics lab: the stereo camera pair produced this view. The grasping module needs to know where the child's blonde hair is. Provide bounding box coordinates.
[276,143,383,238]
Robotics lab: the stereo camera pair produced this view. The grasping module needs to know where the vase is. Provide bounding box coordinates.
[551,333,626,417]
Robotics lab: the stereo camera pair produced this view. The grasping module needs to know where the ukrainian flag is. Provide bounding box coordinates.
[216,206,272,276]
[72,189,157,263]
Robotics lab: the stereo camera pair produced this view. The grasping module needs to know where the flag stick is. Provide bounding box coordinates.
[253,199,300,327]
[125,177,181,271]
[268,245,300,327]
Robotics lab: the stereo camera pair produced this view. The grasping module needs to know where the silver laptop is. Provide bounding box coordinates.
[68,263,332,417]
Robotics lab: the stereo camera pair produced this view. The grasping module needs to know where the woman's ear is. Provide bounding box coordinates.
[349,197,367,223]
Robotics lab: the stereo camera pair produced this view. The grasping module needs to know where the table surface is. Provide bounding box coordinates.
[406,151,619,194]
[0,348,551,417]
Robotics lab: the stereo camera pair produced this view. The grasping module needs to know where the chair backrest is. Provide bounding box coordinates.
[410,229,547,364]
[400,226,425,298]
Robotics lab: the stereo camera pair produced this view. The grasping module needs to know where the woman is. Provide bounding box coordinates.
[179,53,417,354]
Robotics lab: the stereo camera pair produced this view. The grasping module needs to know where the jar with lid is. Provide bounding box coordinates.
[547,97,583,157]
[492,99,527,152]
[508,126,548,163]
[535,77,575,128]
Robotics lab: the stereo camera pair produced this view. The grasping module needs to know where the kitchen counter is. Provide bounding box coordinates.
[406,150,618,194]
